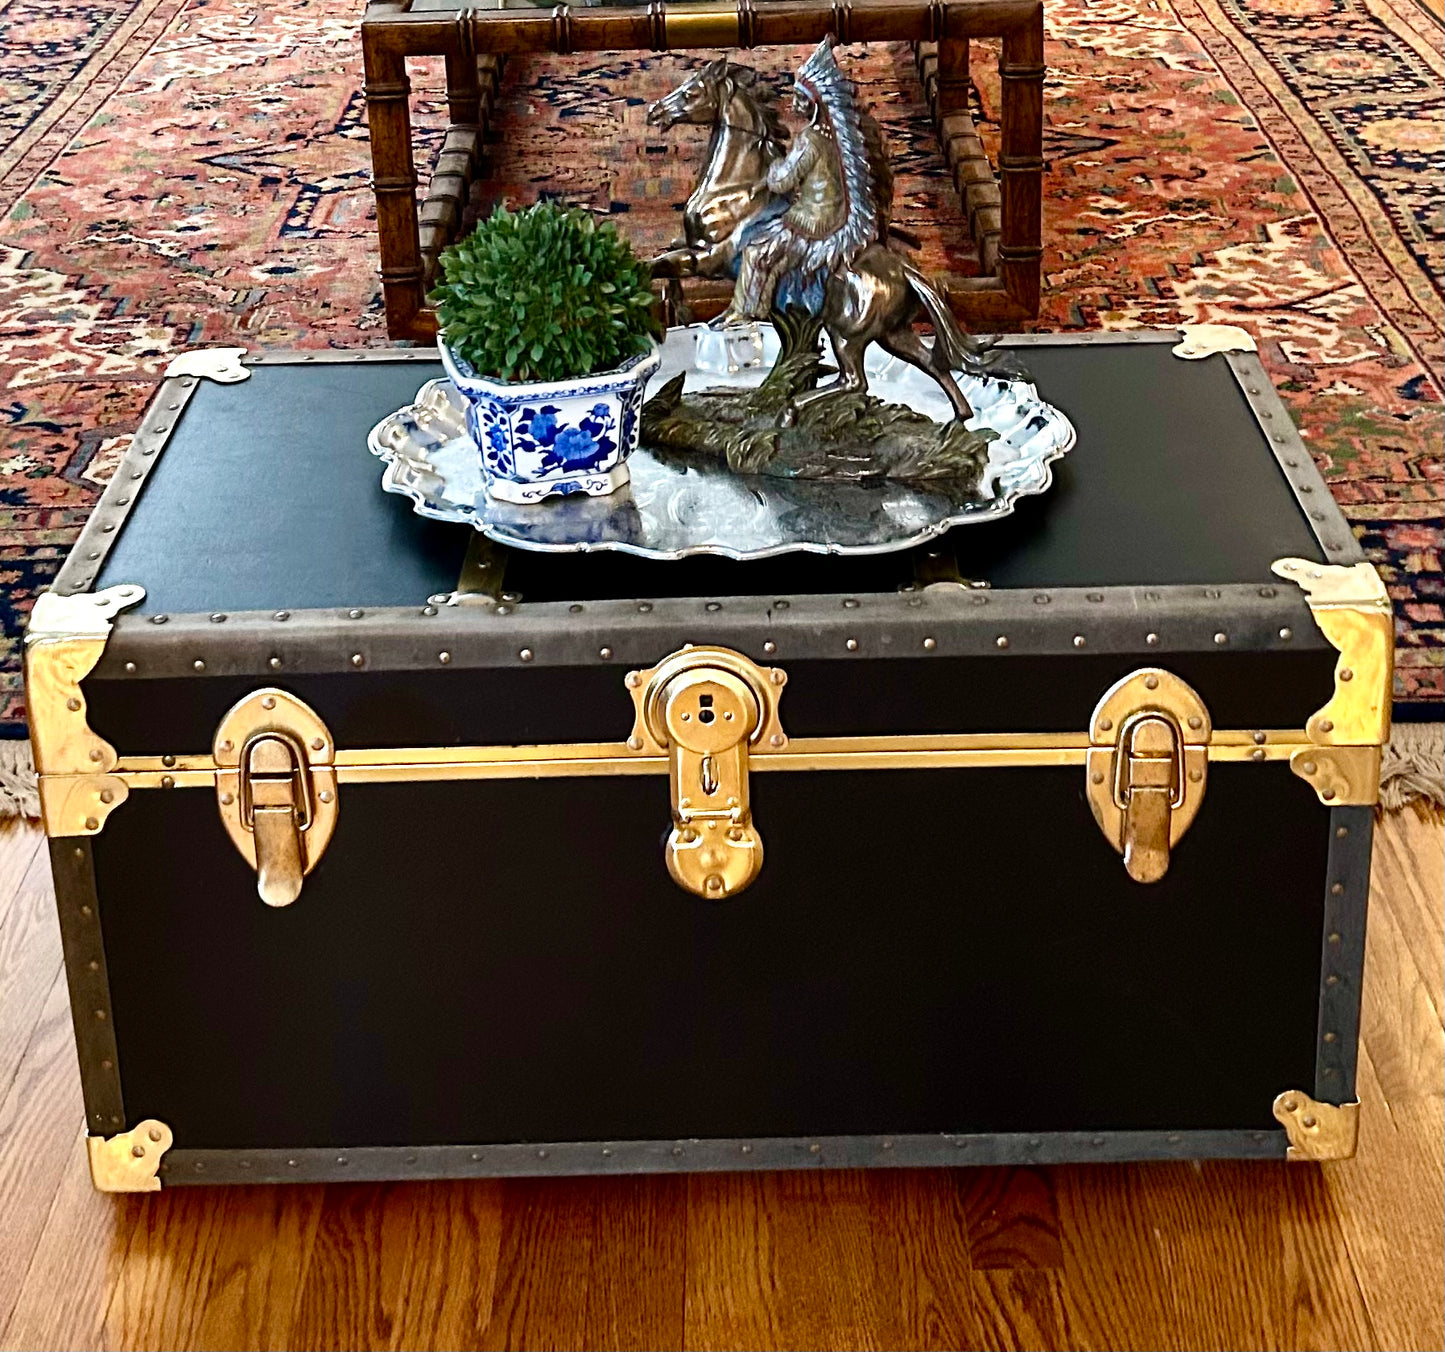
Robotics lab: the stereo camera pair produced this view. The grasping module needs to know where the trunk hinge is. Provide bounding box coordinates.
[1086,669,1210,883]
[626,646,787,900]
[214,689,338,906]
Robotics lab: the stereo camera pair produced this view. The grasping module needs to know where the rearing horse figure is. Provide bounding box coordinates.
[647,44,995,424]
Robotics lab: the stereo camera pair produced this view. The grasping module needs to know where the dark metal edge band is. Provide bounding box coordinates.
[53,373,203,597]
[1225,351,1363,567]
[1315,805,1373,1101]
[92,582,1330,679]
[48,838,127,1133]
[160,1125,1287,1184]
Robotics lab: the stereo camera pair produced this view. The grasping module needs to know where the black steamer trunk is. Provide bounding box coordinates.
[26,331,1387,1188]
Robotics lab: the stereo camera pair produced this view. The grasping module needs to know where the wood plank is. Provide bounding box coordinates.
[683,1172,783,1352]
[968,1270,1073,1352]
[1324,1047,1445,1352]
[388,1181,505,1352]
[289,1183,429,1351]
[0,1117,144,1352]
[961,1167,1063,1270]
[190,1185,327,1351]
[1053,1164,1180,1352]
[0,967,91,1338]
[864,1170,977,1351]
[581,1176,686,1351]
[1276,1164,1377,1352]
[0,837,62,1105]
[1369,810,1444,1033]
[1358,885,1443,1104]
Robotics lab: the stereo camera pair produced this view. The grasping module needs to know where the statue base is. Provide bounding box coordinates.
[640,313,994,487]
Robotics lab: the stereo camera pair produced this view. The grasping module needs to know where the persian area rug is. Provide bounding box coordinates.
[1,0,1441,813]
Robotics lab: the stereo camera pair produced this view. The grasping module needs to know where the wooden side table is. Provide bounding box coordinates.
[362,0,1043,341]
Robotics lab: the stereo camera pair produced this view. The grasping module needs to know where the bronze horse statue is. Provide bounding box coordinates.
[646,55,996,424]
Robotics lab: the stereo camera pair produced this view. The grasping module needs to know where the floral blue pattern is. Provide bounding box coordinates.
[439,340,660,502]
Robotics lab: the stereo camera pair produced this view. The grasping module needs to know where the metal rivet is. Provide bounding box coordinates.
[995,636,1009,649]
[95,1009,107,1021]
[423,605,439,616]
[1028,1138,1041,1148]
[598,646,612,659]
[160,775,175,789]
[318,790,334,804]
[809,1143,821,1154]
[1099,717,1113,731]
[672,1145,684,1156]
[1145,590,1161,601]
[843,598,859,609]
[220,792,235,806]
[1168,1134,1182,1145]
[101,1058,112,1070]
[882,1140,894,1150]
[1033,593,1050,605]
[741,1144,753,1154]
[1091,771,1104,785]
[265,656,281,671]
[519,648,534,662]
[923,637,936,650]
[259,698,275,713]
[706,602,721,612]
[770,670,785,685]
[210,613,226,623]
[495,604,512,616]
[311,738,325,751]
[845,638,858,651]
[88,551,100,561]
[1213,632,1227,645]
[1279,627,1293,641]
[1073,635,1086,648]
[1205,588,1221,599]
[1301,760,1317,775]
[337,1156,348,1166]
[124,661,138,675]
[1187,715,1203,730]
[131,1144,145,1158]
[1322,789,1337,802]
[150,614,168,625]
[1339,668,1353,682]
[1331,881,1344,896]
[1144,675,1159,690]
[637,602,653,613]
[348,653,364,668]
[1252,731,1267,745]
[288,1159,299,1168]
[774,599,790,610]
[501,592,521,604]
[1324,1031,1337,1043]
[1146,632,1159,646]
[80,905,92,917]
[192,659,206,672]
[1328,929,1342,944]
[1259,586,1276,598]
[348,609,364,619]
[1320,718,1334,733]
[88,748,103,762]
[162,754,176,767]
[274,611,290,621]
[569,603,584,614]
[762,641,776,654]
[536,1148,548,1159]
[1188,768,1204,783]
[1251,748,1266,761]
[1087,592,1104,603]
[600,1148,612,1158]
[438,651,451,664]
[66,697,81,711]
[1326,974,1339,987]
[625,672,642,689]
[1336,825,1349,839]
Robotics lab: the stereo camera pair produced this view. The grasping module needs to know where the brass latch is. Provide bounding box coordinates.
[214,689,338,906]
[1086,670,1210,883]
[627,646,787,900]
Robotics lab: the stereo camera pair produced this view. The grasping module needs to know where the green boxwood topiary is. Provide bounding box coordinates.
[430,201,661,385]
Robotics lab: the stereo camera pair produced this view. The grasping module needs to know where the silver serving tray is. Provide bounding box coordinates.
[368,328,1075,561]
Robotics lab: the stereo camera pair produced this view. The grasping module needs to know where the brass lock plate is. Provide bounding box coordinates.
[627,646,787,900]
[1086,669,1210,883]
[214,689,338,906]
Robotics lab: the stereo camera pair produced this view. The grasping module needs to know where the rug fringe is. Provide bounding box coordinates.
[1379,723,1444,815]
[0,740,39,820]
[1,725,1440,821]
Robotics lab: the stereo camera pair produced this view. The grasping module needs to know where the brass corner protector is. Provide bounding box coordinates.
[87,1119,174,1192]
[1272,1090,1359,1162]
[1272,558,1392,805]
[24,585,146,837]
[1172,324,1257,359]
[164,347,249,383]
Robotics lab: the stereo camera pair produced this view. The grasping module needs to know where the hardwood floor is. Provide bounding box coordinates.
[0,810,1439,1352]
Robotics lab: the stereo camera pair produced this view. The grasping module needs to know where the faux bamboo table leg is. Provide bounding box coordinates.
[363,40,427,337]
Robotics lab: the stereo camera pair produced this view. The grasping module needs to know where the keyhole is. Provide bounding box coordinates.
[700,755,719,796]
[698,693,716,725]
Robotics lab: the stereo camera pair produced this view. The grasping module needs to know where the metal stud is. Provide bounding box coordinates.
[192,659,205,672]
[845,638,858,651]
[348,609,364,619]
[843,598,859,609]
[210,613,226,623]
[438,651,452,664]
[705,602,721,612]
[150,614,168,625]
[1073,635,1086,648]
[1145,632,1159,646]
[274,611,290,621]
[1213,632,1228,645]
[1144,674,1159,691]
[423,605,439,616]
[519,648,534,662]
[598,646,612,659]
[923,637,936,650]
[268,656,282,670]
[495,604,512,616]
[637,602,653,613]
[762,640,776,654]
[350,654,364,668]
[995,636,1009,649]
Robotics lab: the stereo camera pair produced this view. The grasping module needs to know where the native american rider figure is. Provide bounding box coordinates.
[649,37,995,425]
[714,40,886,329]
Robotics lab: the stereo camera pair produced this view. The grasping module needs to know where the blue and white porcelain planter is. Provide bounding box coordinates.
[438,339,661,504]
